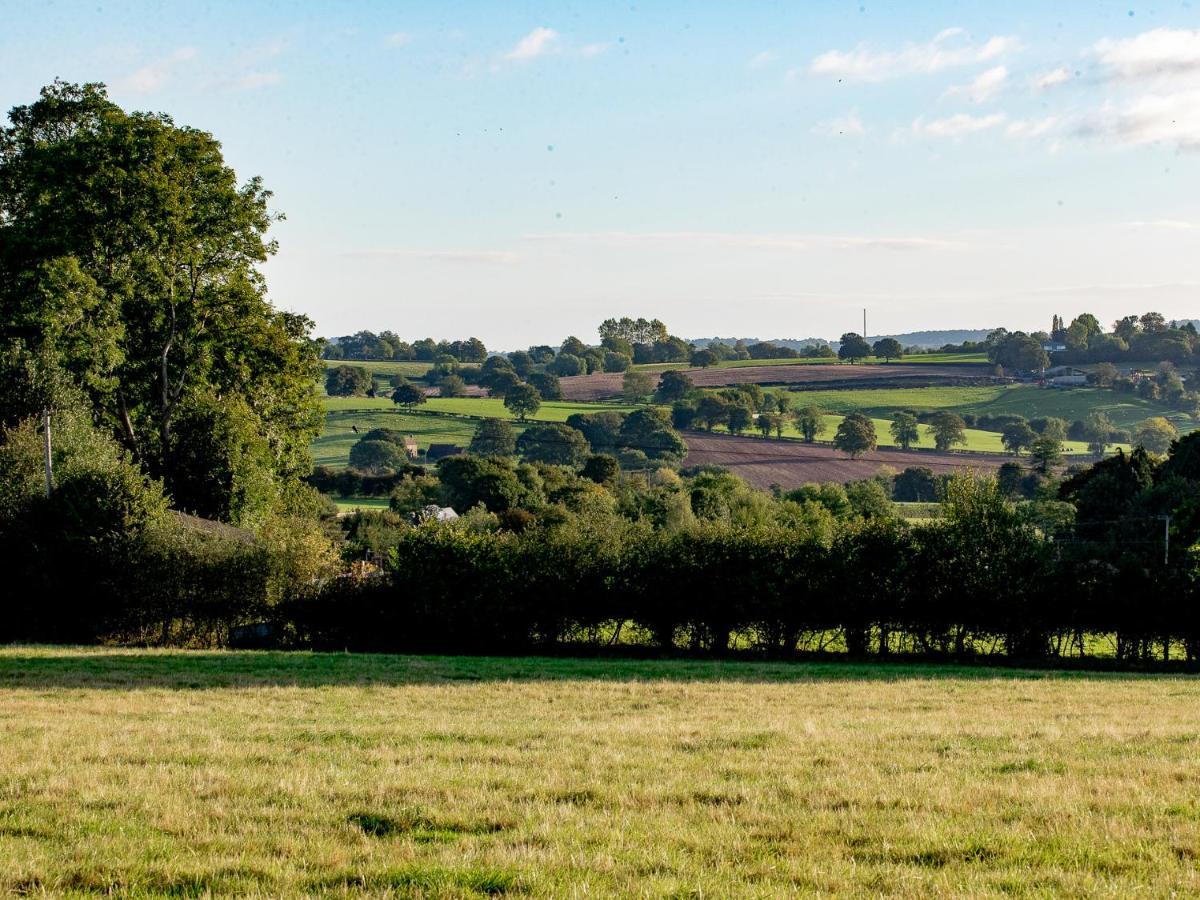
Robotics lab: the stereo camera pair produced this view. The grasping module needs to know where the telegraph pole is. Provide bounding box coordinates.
[42,408,53,496]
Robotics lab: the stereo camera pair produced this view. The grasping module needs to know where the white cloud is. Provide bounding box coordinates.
[1094,28,1200,81]
[1034,66,1072,90]
[1078,89,1200,149]
[748,50,777,69]
[580,42,610,58]
[942,65,1008,103]
[809,29,1017,82]
[912,112,1007,138]
[812,111,867,138]
[384,32,412,48]
[117,47,198,94]
[504,27,559,61]
[1006,116,1060,139]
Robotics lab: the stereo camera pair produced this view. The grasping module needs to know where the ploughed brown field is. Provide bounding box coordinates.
[682,431,1006,490]
[559,363,992,401]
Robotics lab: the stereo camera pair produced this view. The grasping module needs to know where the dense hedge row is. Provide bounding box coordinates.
[287,484,1199,663]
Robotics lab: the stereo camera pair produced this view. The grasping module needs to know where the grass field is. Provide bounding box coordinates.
[332,496,391,513]
[787,384,1193,433]
[3,647,1199,897]
[324,359,434,379]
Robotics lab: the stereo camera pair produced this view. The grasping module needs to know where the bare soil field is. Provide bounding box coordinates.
[560,363,992,401]
[683,431,1006,490]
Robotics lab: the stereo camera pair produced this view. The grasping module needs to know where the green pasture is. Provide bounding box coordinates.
[783,384,1193,433]
[3,647,1200,897]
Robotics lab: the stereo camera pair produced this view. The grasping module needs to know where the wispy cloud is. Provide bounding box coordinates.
[809,28,1017,82]
[116,47,198,94]
[1005,116,1060,139]
[1081,29,1200,150]
[912,112,1006,138]
[1033,66,1072,90]
[748,50,777,70]
[384,32,412,48]
[504,27,559,61]
[1094,28,1200,81]
[942,65,1007,103]
[344,250,520,265]
[812,111,867,138]
[579,42,610,58]
[522,231,965,252]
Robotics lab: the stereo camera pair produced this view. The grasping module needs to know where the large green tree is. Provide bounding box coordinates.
[0,81,322,524]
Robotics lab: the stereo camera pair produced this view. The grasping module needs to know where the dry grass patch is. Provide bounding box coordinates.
[1,648,1199,897]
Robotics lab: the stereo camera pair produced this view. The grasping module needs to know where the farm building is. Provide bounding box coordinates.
[403,435,420,460]
[1043,366,1088,387]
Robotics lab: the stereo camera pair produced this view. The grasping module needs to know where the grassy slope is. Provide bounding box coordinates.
[788,384,1192,432]
[3,647,1199,897]
[323,359,433,379]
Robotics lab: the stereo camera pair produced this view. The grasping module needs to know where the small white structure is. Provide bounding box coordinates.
[417,505,459,523]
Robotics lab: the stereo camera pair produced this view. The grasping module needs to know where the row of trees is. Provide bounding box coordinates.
[290,433,1200,660]
[323,332,488,363]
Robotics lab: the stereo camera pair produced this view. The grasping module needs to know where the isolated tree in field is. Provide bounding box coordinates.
[654,369,694,403]
[348,439,407,475]
[690,348,719,368]
[619,408,687,460]
[438,374,467,398]
[516,423,590,467]
[602,350,632,372]
[988,332,1049,372]
[872,338,903,362]
[469,418,517,457]
[1134,416,1177,455]
[622,369,655,403]
[1083,412,1115,456]
[889,412,920,450]
[757,412,780,439]
[727,405,753,435]
[927,412,967,451]
[834,412,877,458]
[838,332,871,364]
[696,394,730,431]
[1029,435,1064,473]
[503,383,541,421]
[793,406,826,443]
[326,365,372,397]
[391,382,426,410]
[1001,421,1037,456]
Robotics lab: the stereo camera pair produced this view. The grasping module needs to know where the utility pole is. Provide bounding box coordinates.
[42,408,53,496]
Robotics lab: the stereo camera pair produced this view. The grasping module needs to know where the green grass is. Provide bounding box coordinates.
[786,384,1193,433]
[316,398,639,469]
[332,496,392,513]
[3,647,1200,897]
[324,359,434,379]
[314,409,482,468]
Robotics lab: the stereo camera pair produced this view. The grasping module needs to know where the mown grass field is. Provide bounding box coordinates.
[315,393,1114,469]
[634,352,989,372]
[3,647,1199,897]
[323,359,434,379]
[788,384,1192,433]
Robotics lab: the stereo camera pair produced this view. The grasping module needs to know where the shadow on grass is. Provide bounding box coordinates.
[0,646,1188,690]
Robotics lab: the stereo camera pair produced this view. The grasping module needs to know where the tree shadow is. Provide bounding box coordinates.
[0,647,1184,691]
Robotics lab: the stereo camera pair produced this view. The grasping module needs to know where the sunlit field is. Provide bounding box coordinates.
[2,648,1198,897]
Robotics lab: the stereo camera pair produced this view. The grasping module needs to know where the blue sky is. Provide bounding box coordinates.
[3,1,1199,346]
